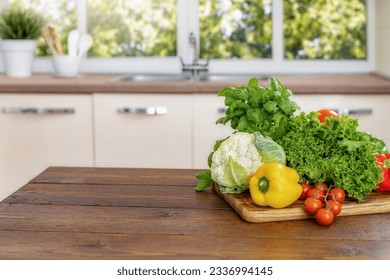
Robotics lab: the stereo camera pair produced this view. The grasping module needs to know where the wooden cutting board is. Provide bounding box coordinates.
[214,186,390,223]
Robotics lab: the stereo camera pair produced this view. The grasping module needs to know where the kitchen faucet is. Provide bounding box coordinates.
[189,32,198,65]
[180,32,209,80]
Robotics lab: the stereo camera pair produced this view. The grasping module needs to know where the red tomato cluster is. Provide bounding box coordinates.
[299,182,346,226]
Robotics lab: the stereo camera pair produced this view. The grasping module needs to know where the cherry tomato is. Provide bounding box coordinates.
[376,154,388,163]
[327,200,342,216]
[299,183,311,199]
[317,109,339,123]
[307,188,324,202]
[304,197,323,215]
[315,208,334,226]
[328,188,346,203]
[313,182,328,195]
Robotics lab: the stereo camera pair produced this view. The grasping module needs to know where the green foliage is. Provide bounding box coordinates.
[0,5,45,40]
[87,0,176,57]
[195,171,214,191]
[216,77,300,140]
[199,0,272,59]
[284,0,367,59]
[200,0,366,59]
[277,112,382,202]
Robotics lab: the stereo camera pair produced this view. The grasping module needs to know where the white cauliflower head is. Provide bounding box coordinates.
[210,132,263,193]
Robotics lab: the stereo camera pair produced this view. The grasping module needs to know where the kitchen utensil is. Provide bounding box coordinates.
[78,33,93,56]
[48,25,64,55]
[40,27,57,55]
[67,29,80,56]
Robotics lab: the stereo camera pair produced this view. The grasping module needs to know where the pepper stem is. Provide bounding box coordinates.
[258,176,269,193]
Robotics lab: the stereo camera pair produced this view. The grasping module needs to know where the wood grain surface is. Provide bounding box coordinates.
[0,166,389,260]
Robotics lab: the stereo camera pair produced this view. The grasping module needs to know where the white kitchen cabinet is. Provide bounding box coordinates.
[192,94,234,169]
[93,93,192,168]
[2,90,388,202]
[292,94,390,146]
[0,94,94,201]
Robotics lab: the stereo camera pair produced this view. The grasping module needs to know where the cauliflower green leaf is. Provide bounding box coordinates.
[220,156,249,193]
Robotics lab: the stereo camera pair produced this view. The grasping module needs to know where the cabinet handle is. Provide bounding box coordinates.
[118,106,168,115]
[218,107,227,114]
[332,108,373,116]
[1,107,75,114]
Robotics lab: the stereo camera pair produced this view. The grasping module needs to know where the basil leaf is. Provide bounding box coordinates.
[264,100,278,113]
[236,115,249,131]
[232,88,248,100]
[247,77,259,88]
[218,87,233,97]
[247,108,263,123]
[195,171,214,192]
[270,77,283,91]
[224,95,236,106]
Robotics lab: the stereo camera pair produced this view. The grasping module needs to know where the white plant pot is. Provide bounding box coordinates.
[1,40,36,78]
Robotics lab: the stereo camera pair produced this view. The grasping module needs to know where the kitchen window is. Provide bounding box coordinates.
[87,0,177,57]
[199,0,273,59]
[0,0,374,74]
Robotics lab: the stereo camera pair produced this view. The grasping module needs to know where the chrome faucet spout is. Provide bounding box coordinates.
[189,32,198,65]
[181,32,208,80]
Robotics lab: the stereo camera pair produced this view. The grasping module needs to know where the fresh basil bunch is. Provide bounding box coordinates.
[216,77,300,140]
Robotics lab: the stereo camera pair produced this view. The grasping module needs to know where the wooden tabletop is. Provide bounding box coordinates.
[0,166,389,260]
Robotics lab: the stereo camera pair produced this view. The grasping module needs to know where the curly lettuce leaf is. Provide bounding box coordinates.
[277,112,382,202]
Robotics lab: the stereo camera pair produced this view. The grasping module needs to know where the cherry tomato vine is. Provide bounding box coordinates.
[299,182,346,226]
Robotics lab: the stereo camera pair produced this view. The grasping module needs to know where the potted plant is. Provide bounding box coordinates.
[0,6,45,77]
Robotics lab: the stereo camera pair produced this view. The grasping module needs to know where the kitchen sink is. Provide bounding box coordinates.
[116,74,269,82]
[117,74,190,82]
[204,74,269,82]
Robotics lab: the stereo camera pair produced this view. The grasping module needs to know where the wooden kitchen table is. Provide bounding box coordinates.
[0,167,389,260]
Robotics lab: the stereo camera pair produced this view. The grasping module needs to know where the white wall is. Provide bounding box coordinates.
[375,0,390,77]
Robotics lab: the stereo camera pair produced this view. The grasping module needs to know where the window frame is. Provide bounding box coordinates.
[0,0,375,75]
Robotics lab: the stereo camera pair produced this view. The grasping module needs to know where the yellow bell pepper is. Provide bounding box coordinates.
[249,162,301,208]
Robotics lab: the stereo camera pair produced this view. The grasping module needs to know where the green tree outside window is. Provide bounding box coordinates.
[199,0,273,59]
[284,0,366,59]
[87,0,176,57]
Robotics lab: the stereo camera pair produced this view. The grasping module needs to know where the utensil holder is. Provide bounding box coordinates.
[52,55,81,77]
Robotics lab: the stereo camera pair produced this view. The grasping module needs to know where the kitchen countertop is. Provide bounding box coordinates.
[0,166,389,260]
[0,73,390,94]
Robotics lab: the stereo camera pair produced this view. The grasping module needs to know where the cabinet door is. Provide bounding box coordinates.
[193,94,234,169]
[292,94,390,145]
[93,93,192,168]
[0,94,93,201]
